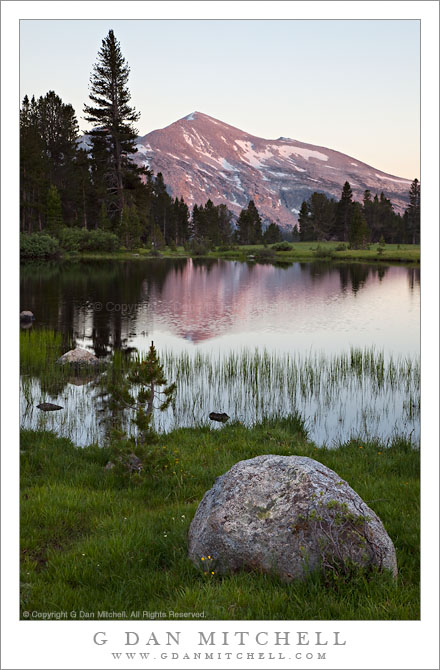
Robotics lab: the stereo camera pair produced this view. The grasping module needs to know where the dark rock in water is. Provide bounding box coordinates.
[20,310,35,322]
[37,403,63,412]
[209,412,230,423]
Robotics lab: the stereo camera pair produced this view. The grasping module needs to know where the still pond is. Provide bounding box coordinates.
[20,258,420,446]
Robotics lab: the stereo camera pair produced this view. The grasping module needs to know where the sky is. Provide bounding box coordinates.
[20,19,420,178]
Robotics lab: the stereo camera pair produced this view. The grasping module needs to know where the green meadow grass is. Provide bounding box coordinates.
[69,241,419,264]
[215,242,420,264]
[20,422,419,620]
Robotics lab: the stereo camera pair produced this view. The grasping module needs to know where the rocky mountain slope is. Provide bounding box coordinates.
[132,112,412,229]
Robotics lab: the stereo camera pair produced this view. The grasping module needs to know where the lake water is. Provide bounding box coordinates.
[20,258,420,445]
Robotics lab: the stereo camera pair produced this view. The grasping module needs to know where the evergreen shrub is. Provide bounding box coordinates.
[58,228,119,252]
[190,240,210,256]
[272,241,292,251]
[20,233,60,260]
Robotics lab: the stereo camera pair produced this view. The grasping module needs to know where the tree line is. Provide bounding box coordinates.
[298,179,420,247]
[20,29,420,256]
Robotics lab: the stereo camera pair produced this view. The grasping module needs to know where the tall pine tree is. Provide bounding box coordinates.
[235,200,263,244]
[173,197,190,246]
[46,184,64,233]
[37,90,79,188]
[263,222,282,244]
[120,204,142,249]
[405,178,420,244]
[84,30,141,222]
[298,200,314,241]
[348,202,369,249]
[308,192,336,240]
[152,173,174,244]
[248,200,263,243]
[20,95,48,232]
[335,181,353,241]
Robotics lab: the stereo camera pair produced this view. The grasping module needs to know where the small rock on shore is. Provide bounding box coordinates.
[20,310,35,322]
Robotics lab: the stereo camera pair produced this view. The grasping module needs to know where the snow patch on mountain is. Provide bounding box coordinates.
[135,144,151,155]
[236,140,274,169]
[219,172,244,191]
[232,175,245,191]
[220,158,237,171]
[375,173,411,184]
[197,167,214,176]
[268,170,293,178]
[191,128,210,150]
[277,144,328,162]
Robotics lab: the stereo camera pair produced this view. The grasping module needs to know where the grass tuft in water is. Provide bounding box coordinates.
[20,334,420,446]
[20,329,64,374]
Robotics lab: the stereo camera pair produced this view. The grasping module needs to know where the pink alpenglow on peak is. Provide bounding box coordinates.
[131,112,412,228]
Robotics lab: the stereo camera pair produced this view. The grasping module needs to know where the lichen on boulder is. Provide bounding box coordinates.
[188,454,397,581]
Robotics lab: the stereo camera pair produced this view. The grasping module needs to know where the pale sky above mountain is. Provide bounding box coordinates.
[20,19,420,179]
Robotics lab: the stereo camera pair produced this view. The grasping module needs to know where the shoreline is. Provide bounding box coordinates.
[20,241,420,265]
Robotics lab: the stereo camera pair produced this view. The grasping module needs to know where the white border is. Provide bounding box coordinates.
[2,3,439,669]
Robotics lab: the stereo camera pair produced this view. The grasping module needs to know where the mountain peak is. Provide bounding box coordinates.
[135,113,411,228]
[180,111,224,124]
[182,112,199,121]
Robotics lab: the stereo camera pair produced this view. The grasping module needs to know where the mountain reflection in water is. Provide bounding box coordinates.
[21,258,419,358]
[20,259,420,446]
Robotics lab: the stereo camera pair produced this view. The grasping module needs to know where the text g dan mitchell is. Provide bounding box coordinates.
[93,630,347,647]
